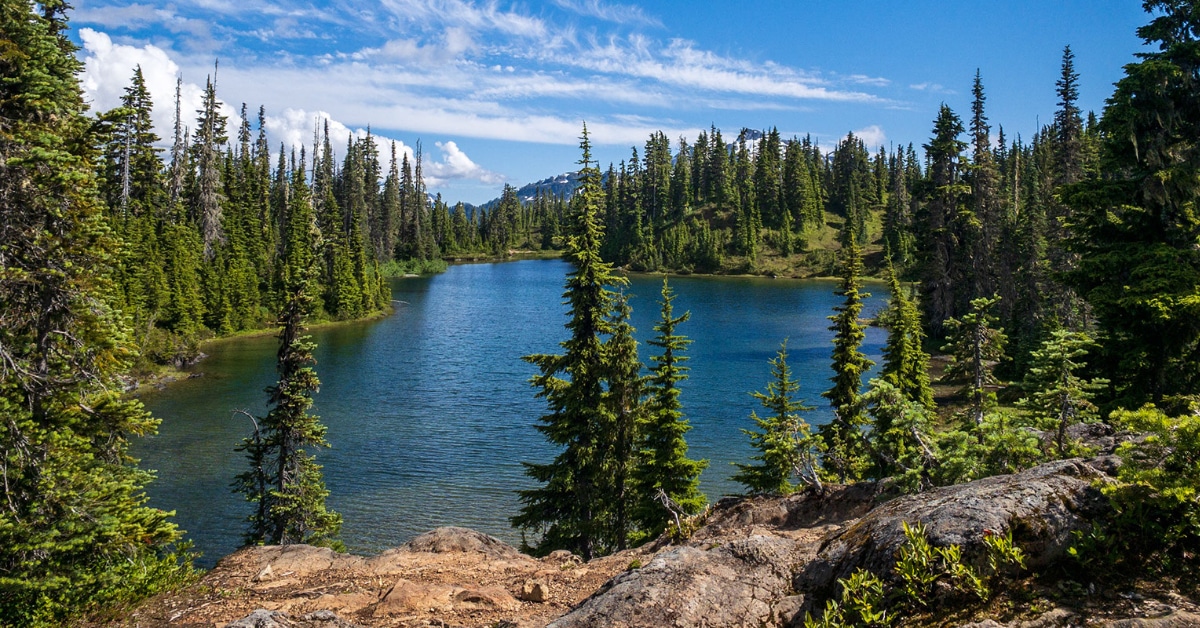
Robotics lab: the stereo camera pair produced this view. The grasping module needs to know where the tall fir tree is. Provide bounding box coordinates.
[919,105,969,337]
[236,251,342,548]
[820,231,874,482]
[513,125,628,559]
[192,70,227,260]
[631,279,707,539]
[603,293,643,550]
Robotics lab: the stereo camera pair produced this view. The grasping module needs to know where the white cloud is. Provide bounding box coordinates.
[552,0,662,27]
[560,37,884,103]
[426,141,504,185]
[910,82,954,95]
[78,28,239,144]
[852,125,887,148]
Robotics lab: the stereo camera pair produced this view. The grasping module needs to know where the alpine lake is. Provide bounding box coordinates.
[134,258,888,566]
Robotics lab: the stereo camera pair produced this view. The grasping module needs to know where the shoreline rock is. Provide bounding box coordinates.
[115,460,1197,628]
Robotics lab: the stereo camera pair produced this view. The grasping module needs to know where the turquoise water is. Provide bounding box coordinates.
[135,259,888,566]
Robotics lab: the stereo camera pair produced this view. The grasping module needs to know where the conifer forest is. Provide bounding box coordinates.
[2,0,1200,625]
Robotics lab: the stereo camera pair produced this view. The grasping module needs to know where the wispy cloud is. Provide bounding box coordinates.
[910,82,955,95]
[558,37,885,103]
[376,0,548,39]
[846,74,891,87]
[552,0,662,27]
[74,3,221,51]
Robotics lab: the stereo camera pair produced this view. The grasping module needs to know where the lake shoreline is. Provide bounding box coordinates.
[445,251,894,285]
[126,306,397,397]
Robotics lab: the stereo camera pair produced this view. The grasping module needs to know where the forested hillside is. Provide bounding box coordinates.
[97,67,412,371]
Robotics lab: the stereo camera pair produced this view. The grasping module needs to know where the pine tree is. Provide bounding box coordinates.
[631,278,707,538]
[733,341,821,495]
[919,105,969,337]
[513,125,628,559]
[101,66,164,219]
[968,70,1001,302]
[603,293,643,550]
[820,232,874,482]
[1054,46,1084,187]
[1045,46,1089,329]
[192,70,227,260]
[942,295,1007,427]
[880,259,935,410]
[1017,330,1107,457]
[236,253,342,548]
[0,2,190,622]
[863,379,938,493]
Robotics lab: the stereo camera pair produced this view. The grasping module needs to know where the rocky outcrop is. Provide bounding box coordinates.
[793,458,1116,600]
[399,526,526,559]
[115,460,1199,628]
[686,482,879,545]
[549,535,799,628]
[545,484,877,627]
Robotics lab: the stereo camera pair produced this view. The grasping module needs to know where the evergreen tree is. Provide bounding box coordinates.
[863,379,938,493]
[883,146,917,266]
[1066,1,1200,404]
[880,259,935,410]
[236,254,342,548]
[603,293,643,550]
[1045,45,1089,329]
[0,3,190,622]
[733,342,821,495]
[631,279,707,538]
[513,125,627,559]
[942,295,1007,427]
[101,66,163,218]
[1054,46,1084,187]
[919,105,969,336]
[820,233,874,482]
[968,70,1002,302]
[1017,330,1107,457]
[192,70,227,260]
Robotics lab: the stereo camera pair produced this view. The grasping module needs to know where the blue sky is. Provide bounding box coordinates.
[72,0,1150,205]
